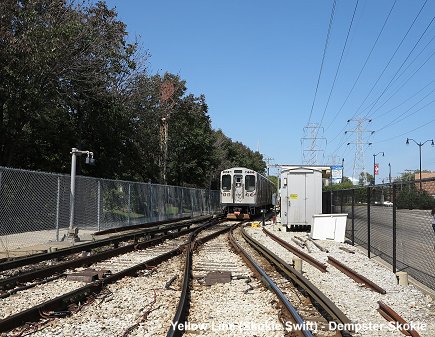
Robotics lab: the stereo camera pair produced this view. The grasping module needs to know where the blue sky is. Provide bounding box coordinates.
[104,0,435,181]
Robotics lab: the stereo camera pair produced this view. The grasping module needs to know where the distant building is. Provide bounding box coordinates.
[414,172,435,196]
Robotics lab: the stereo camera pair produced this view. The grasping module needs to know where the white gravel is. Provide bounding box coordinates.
[1,235,189,325]
[245,223,434,337]
[8,255,184,337]
[185,235,285,337]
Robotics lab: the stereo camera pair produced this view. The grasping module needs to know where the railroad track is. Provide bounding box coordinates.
[166,222,353,337]
[0,217,221,334]
[0,219,209,294]
[0,216,211,276]
[232,225,350,337]
[245,225,432,337]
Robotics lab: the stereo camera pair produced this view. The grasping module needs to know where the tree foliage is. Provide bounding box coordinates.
[0,0,265,188]
[396,188,434,210]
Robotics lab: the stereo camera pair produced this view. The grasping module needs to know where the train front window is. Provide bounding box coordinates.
[245,175,255,192]
[222,175,231,190]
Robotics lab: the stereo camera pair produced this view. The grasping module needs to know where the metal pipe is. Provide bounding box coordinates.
[69,148,77,231]
[367,186,371,258]
[392,184,397,273]
[351,189,355,246]
[97,180,101,232]
[55,177,61,241]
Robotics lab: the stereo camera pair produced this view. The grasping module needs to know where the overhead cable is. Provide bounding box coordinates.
[307,0,337,124]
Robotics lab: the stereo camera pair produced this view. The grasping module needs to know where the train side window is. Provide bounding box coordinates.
[245,175,255,192]
[222,175,231,190]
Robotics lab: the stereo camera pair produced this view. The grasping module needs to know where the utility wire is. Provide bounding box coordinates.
[375,117,435,143]
[374,78,435,120]
[376,93,435,133]
[351,0,429,119]
[325,0,397,132]
[365,47,435,120]
[387,34,435,87]
[319,0,359,127]
[307,0,337,124]
[363,15,435,119]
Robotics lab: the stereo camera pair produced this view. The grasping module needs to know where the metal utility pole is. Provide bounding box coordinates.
[406,138,434,190]
[342,158,344,181]
[263,156,274,176]
[388,163,392,184]
[159,80,176,185]
[373,151,384,185]
[301,123,326,165]
[346,118,373,185]
[69,147,94,242]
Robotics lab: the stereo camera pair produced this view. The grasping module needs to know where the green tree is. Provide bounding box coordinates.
[0,0,138,176]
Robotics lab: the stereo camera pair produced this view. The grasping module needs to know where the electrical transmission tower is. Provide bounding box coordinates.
[301,123,327,165]
[345,118,373,185]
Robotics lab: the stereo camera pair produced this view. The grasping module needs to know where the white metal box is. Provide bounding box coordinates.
[310,214,348,242]
[280,167,322,228]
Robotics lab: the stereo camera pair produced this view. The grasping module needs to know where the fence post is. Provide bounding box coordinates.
[340,190,344,213]
[97,180,101,232]
[55,177,61,241]
[148,182,153,221]
[191,189,194,218]
[180,188,183,216]
[351,188,355,246]
[330,190,333,213]
[127,183,131,226]
[392,183,397,273]
[367,186,371,258]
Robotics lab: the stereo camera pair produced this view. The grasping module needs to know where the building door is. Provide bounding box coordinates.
[287,172,308,225]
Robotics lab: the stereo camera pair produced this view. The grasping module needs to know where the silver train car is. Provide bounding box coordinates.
[220,167,275,219]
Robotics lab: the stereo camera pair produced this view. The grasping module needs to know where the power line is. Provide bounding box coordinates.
[351,0,430,119]
[325,0,398,132]
[363,15,435,119]
[376,93,435,133]
[307,0,337,124]
[375,117,435,143]
[319,0,359,128]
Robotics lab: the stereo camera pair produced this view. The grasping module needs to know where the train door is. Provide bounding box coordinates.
[233,174,244,203]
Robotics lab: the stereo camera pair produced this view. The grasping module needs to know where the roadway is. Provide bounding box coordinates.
[338,205,435,290]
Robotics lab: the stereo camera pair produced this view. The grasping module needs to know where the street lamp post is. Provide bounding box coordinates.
[341,158,344,182]
[406,138,434,190]
[373,152,384,185]
[69,147,94,242]
[388,163,391,184]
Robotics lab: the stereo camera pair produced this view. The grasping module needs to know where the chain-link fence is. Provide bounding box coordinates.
[325,178,435,290]
[0,166,220,252]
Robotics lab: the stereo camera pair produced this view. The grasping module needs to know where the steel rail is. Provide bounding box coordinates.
[327,256,386,294]
[0,218,200,272]
[0,219,223,333]
[240,227,352,332]
[93,216,193,235]
[0,248,180,333]
[262,227,328,273]
[229,226,314,337]
[377,301,421,337]
[166,222,234,337]
[0,224,198,291]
